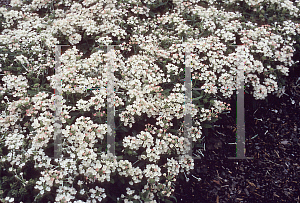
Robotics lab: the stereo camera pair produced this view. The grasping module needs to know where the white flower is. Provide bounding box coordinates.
[69,33,82,45]
[32,119,40,129]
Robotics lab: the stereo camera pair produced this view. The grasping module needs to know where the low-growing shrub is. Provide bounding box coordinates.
[0,0,299,202]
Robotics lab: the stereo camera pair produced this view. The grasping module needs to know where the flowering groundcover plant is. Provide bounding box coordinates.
[0,0,300,202]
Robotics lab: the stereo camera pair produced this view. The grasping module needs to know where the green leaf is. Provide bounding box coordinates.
[159,1,168,6]
[210,117,219,123]
[91,47,99,54]
[202,123,212,128]
[192,96,203,101]
[167,175,172,180]
[110,178,115,184]
[168,129,177,134]
[144,198,152,202]
[142,190,150,201]
[27,90,38,96]
[149,178,155,184]
[170,196,177,202]
[66,116,76,125]
[149,11,155,18]
[120,177,125,184]
[192,89,200,96]
[121,126,129,132]
[162,89,170,95]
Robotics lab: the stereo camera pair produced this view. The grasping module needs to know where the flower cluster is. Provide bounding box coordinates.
[1,73,28,97]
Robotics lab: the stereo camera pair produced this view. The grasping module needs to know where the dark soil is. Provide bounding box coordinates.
[173,72,300,202]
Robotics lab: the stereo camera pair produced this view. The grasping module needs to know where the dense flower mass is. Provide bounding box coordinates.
[0,0,299,202]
